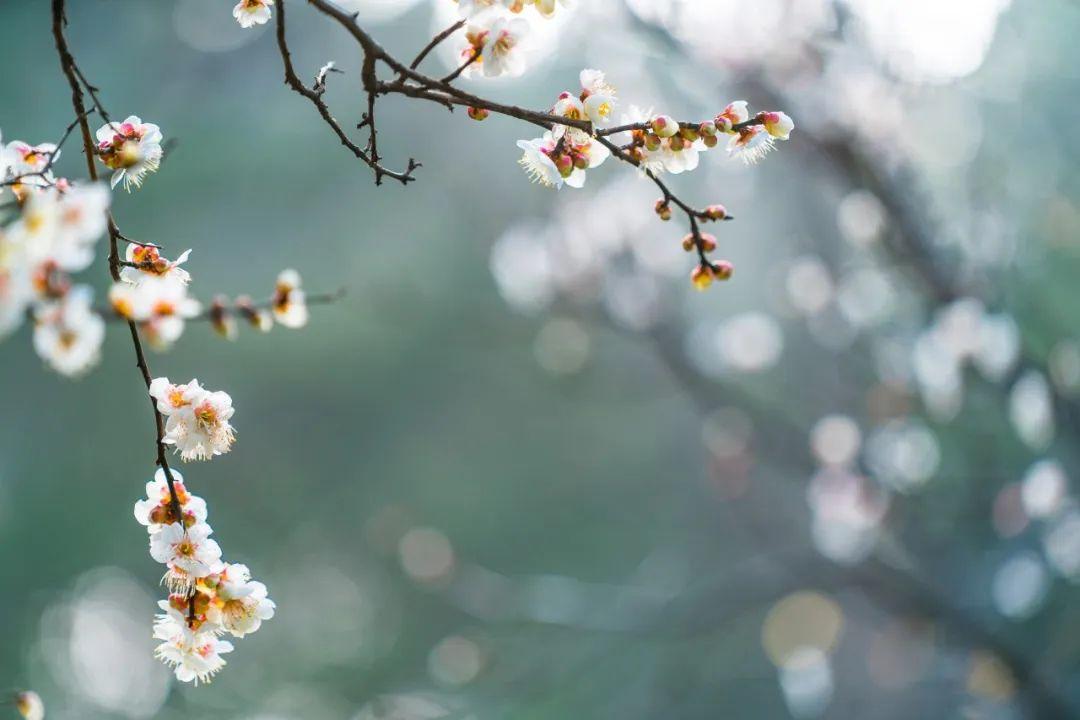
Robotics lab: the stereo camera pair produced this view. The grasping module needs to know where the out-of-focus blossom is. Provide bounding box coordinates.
[14,691,45,720]
[32,285,104,377]
[233,0,274,28]
[272,268,308,328]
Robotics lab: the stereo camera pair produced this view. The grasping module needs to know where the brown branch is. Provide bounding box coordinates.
[275,0,419,185]
[409,19,465,70]
[51,0,182,524]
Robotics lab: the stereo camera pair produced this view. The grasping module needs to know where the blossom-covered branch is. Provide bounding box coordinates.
[263,0,793,289]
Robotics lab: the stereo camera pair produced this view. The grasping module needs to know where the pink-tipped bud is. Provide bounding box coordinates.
[690,264,714,291]
[573,152,588,170]
[555,154,575,178]
[711,260,734,281]
[651,115,679,138]
[703,204,727,221]
[467,106,490,121]
[714,115,734,134]
[655,199,672,221]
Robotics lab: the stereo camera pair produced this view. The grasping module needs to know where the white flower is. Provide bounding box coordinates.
[32,286,105,378]
[134,467,208,531]
[715,100,750,132]
[15,691,45,720]
[528,0,571,16]
[763,111,795,140]
[0,228,34,338]
[95,116,163,191]
[204,564,276,638]
[149,522,223,584]
[727,125,775,165]
[121,244,192,286]
[151,380,237,462]
[516,131,608,189]
[153,613,234,685]
[272,268,308,328]
[6,140,59,180]
[579,69,617,126]
[478,15,529,78]
[517,134,564,188]
[109,275,200,328]
[232,0,273,28]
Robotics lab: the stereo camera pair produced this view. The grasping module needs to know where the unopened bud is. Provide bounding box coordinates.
[555,154,575,178]
[467,106,490,121]
[690,264,714,291]
[714,115,733,134]
[668,135,685,152]
[703,204,727,221]
[644,133,662,152]
[651,115,678,138]
[711,260,734,281]
[702,134,718,148]
[699,121,718,137]
[680,127,699,143]
[655,199,672,221]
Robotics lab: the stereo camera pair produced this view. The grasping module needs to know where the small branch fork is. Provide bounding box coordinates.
[275,0,766,275]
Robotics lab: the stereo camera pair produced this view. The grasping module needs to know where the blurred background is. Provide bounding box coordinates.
[2,0,1080,717]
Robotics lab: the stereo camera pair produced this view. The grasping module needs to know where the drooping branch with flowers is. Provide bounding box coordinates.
[1,0,795,695]
[268,0,794,290]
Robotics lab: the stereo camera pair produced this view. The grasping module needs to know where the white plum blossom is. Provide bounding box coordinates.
[272,268,308,328]
[15,691,45,720]
[233,0,274,28]
[109,275,201,348]
[517,135,564,187]
[579,69,617,126]
[763,111,795,140]
[32,286,105,377]
[517,130,609,189]
[95,116,163,191]
[467,14,529,78]
[121,243,192,286]
[149,522,223,589]
[0,227,34,338]
[5,140,59,187]
[727,125,775,165]
[203,563,276,637]
[149,377,237,461]
[153,613,234,685]
[134,467,208,531]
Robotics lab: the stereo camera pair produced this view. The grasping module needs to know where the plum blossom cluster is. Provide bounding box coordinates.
[449,0,571,79]
[150,378,236,461]
[1,129,112,376]
[110,243,200,350]
[510,82,793,288]
[136,466,274,683]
